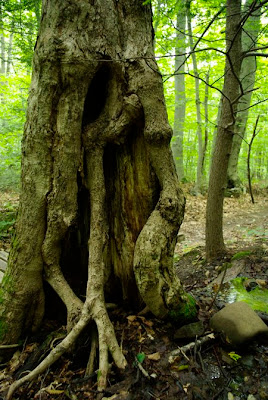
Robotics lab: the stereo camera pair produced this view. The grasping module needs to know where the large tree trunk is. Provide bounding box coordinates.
[0,0,196,395]
[171,0,186,181]
[206,0,242,260]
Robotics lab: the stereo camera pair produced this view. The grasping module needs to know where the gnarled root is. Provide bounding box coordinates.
[6,298,126,399]
[7,138,128,400]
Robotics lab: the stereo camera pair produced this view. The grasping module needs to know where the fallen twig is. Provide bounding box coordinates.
[0,344,20,349]
[136,361,150,379]
[168,333,216,364]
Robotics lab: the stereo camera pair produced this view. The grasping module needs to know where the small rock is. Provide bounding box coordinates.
[210,302,268,345]
[174,321,204,340]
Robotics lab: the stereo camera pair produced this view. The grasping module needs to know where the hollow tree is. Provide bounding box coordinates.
[0,0,196,397]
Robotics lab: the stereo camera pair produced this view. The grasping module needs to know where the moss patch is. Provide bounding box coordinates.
[168,294,198,325]
[222,277,268,313]
[231,251,252,261]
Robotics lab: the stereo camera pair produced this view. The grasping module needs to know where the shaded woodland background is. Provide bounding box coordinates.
[0,0,268,195]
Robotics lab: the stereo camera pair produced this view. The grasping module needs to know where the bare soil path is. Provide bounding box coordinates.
[179,193,268,252]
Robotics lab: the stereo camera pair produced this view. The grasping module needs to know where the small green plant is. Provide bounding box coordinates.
[228,351,241,362]
[136,352,146,364]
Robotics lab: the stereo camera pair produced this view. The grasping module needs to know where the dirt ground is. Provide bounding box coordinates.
[179,193,268,252]
[0,191,267,400]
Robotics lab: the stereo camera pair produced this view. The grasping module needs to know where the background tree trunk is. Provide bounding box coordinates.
[206,0,242,260]
[172,0,186,181]
[187,1,205,194]
[0,0,196,357]
[227,0,261,189]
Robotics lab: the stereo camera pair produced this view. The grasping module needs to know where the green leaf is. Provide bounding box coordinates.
[136,352,146,364]
[178,364,189,371]
[228,351,241,362]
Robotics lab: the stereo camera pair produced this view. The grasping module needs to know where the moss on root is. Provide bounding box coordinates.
[168,294,198,325]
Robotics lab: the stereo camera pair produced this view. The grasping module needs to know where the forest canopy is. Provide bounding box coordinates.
[1,0,268,192]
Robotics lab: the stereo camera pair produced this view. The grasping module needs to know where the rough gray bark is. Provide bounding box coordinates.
[227,0,261,189]
[206,0,242,260]
[171,0,186,181]
[0,1,196,396]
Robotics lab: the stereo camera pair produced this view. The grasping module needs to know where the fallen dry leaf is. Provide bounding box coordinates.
[127,315,136,323]
[148,352,161,361]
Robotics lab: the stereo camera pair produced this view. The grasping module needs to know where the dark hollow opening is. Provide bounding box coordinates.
[82,65,110,126]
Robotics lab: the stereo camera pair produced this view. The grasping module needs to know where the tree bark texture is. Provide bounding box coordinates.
[0,0,196,363]
[206,0,242,260]
[171,0,186,181]
[227,0,261,189]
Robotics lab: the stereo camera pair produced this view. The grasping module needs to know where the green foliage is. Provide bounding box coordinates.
[0,202,17,239]
[0,73,30,191]
[231,251,252,261]
[0,1,39,190]
[153,0,268,187]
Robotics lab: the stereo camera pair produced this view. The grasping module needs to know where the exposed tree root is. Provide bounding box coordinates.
[6,298,126,399]
[7,144,128,399]
[85,324,98,377]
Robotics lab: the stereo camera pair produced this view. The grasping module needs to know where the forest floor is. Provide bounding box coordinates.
[0,189,268,400]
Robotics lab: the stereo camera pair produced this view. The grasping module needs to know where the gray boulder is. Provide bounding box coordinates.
[210,301,268,345]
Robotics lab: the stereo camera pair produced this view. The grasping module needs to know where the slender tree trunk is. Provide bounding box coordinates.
[227,0,261,189]
[0,9,5,75]
[187,1,204,194]
[0,35,4,74]
[201,69,210,182]
[0,1,196,384]
[206,0,242,260]
[0,9,6,132]
[6,22,14,75]
[172,0,186,181]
